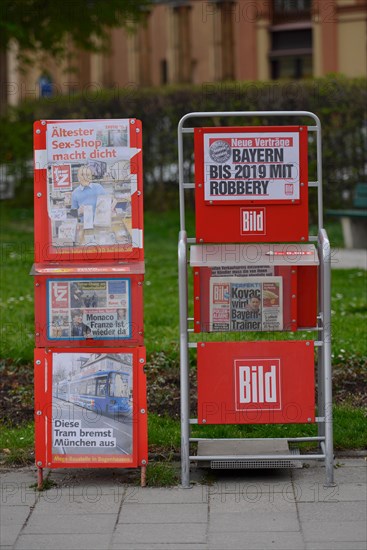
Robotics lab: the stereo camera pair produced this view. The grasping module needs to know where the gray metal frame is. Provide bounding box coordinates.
[178,111,334,488]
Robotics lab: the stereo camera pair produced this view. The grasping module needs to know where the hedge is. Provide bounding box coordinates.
[1,75,366,216]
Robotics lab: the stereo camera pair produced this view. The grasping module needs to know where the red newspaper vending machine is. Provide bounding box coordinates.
[32,119,148,487]
[178,112,334,488]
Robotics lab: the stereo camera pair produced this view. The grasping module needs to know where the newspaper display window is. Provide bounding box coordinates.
[190,244,320,333]
[32,265,145,348]
[194,126,309,243]
[34,347,148,469]
[52,352,134,464]
[34,119,144,262]
[47,278,132,341]
[202,130,301,203]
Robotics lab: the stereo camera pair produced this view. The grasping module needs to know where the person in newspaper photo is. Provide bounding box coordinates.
[71,310,92,338]
[71,165,107,218]
[244,295,261,319]
[70,282,83,308]
[91,292,98,307]
[117,308,127,321]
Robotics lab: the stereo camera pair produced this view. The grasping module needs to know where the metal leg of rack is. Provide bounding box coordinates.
[179,231,191,488]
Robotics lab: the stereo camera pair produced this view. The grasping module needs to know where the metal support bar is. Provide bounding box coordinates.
[178,230,191,488]
[318,229,335,486]
[190,436,325,442]
[315,123,324,229]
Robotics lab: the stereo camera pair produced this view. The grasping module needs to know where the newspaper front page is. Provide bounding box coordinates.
[209,276,283,332]
[48,279,131,340]
[46,120,139,251]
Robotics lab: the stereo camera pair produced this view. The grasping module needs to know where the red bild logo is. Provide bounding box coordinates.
[235,359,281,411]
[212,283,229,304]
[240,207,266,235]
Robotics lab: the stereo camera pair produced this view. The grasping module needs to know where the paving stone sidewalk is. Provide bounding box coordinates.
[1,458,366,550]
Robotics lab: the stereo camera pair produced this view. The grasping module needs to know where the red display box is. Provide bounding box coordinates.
[197,341,315,425]
[34,118,144,262]
[191,243,318,332]
[34,347,147,469]
[194,126,309,243]
[31,262,144,348]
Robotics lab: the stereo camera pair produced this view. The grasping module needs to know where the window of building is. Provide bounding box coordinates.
[212,0,235,81]
[161,59,168,85]
[269,27,312,79]
[270,0,313,79]
[170,3,192,83]
[272,28,312,50]
[273,0,312,23]
[271,54,313,79]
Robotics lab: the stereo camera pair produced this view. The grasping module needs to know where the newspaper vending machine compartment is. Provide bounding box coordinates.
[190,243,319,333]
[31,262,144,348]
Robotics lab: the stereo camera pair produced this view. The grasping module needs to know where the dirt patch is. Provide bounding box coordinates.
[0,360,34,426]
[332,356,367,408]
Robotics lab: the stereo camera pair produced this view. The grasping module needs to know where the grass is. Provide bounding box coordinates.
[330,270,367,360]
[0,204,366,468]
[0,422,34,466]
[0,207,34,363]
[144,459,179,487]
[333,405,367,449]
[148,414,181,451]
[144,209,184,354]
[1,205,365,360]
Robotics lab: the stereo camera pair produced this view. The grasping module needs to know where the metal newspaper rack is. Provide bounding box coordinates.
[178,111,334,488]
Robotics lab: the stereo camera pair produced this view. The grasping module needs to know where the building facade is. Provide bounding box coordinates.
[3,0,367,106]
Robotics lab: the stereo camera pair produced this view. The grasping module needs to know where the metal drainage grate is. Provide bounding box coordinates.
[210,449,302,470]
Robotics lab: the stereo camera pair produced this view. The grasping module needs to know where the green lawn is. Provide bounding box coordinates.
[0,204,366,456]
[0,205,365,361]
[1,207,34,363]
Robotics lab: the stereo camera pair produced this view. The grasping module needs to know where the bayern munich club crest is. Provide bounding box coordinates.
[209,139,231,163]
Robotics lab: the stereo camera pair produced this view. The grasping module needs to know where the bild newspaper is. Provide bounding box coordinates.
[209,276,283,332]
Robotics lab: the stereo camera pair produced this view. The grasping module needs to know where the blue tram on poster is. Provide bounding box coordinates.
[54,369,132,415]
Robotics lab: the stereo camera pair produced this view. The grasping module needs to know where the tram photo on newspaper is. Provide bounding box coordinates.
[51,352,134,464]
